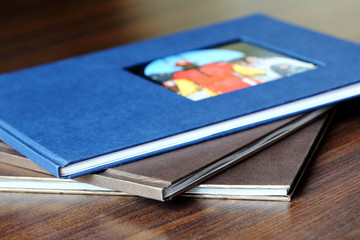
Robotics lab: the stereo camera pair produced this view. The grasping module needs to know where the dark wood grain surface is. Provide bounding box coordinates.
[0,1,359,239]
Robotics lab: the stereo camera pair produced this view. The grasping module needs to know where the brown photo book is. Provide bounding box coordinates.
[0,109,332,201]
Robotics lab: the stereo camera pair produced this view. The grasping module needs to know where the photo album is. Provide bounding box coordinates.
[0,109,333,201]
[0,13,359,200]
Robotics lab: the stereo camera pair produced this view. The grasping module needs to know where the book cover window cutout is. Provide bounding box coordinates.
[142,42,317,101]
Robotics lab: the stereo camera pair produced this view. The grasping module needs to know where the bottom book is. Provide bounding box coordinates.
[0,111,332,201]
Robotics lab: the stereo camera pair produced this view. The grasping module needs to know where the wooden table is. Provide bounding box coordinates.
[0,1,359,239]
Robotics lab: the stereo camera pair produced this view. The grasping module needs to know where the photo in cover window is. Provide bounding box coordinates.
[132,42,317,101]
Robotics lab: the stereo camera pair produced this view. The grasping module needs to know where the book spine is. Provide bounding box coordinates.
[0,125,61,178]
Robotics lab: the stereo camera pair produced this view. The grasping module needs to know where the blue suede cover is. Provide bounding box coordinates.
[0,14,359,178]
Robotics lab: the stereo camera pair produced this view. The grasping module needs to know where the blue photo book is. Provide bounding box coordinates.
[0,14,359,178]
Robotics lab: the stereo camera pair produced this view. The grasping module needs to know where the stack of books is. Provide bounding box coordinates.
[0,14,359,201]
